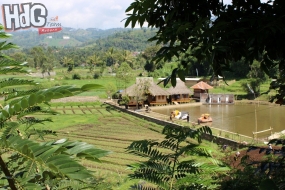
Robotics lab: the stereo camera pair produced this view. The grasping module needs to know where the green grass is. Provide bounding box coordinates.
[24,102,227,189]
[210,79,273,101]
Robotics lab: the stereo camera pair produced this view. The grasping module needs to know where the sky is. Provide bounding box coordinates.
[0,0,135,30]
[0,0,267,30]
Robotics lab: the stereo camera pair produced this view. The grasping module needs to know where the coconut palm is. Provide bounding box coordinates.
[120,50,134,68]
[87,53,102,73]
[61,56,74,72]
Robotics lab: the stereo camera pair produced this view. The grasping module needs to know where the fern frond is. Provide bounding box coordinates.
[159,137,178,150]
[5,89,40,101]
[4,136,111,185]
[183,145,213,157]
[0,78,35,89]
[127,140,171,163]
[0,121,19,139]
[176,160,201,175]
[129,168,169,189]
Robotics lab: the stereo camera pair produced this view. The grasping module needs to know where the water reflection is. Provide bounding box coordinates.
[153,104,285,137]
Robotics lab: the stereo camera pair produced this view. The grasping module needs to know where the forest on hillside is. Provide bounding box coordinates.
[5,27,157,49]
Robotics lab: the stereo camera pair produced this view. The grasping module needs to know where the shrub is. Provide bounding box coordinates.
[93,72,100,79]
[72,73,81,80]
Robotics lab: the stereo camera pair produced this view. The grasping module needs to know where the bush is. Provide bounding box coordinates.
[93,72,100,79]
[112,92,120,99]
[72,73,81,80]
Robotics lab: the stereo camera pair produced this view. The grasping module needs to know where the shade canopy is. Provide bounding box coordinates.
[190,81,213,90]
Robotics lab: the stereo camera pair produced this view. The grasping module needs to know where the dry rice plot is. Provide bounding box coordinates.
[73,109,85,114]
[55,110,65,114]
[96,109,113,116]
[82,109,93,114]
[90,109,104,116]
[64,110,74,114]
[83,161,129,174]
[84,106,94,113]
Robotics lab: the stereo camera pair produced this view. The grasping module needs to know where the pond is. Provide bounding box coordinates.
[152,104,285,138]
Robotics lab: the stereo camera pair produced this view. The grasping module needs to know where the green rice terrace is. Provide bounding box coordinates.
[38,102,168,187]
[25,101,224,189]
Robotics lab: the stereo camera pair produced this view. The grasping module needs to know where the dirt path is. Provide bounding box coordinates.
[51,96,100,103]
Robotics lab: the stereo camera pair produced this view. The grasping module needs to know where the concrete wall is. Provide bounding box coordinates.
[105,102,246,150]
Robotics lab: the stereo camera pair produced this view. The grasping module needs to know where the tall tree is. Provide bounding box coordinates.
[116,62,133,90]
[133,78,152,109]
[142,45,164,72]
[124,0,285,104]
[30,46,47,69]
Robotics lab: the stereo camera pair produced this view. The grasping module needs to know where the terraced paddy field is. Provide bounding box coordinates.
[42,103,166,188]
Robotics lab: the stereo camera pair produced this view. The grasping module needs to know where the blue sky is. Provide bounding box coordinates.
[0,0,266,30]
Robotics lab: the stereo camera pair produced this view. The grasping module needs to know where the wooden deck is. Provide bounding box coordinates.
[149,102,168,106]
[171,98,191,104]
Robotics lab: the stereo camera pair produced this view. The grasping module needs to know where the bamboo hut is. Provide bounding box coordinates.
[190,81,213,98]
[121,77,170,106]
[167,79,192,104]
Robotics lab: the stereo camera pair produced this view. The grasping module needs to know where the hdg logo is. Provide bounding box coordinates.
[2,3,62,34]
[2,3,48,30]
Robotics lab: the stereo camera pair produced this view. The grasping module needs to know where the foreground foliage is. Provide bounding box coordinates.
[127,125,229,189]
[0,24,110,189]
[125,0,285,104]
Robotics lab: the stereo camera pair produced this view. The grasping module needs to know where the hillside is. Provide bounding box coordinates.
[5,27,157,53]
[84,28,157,51]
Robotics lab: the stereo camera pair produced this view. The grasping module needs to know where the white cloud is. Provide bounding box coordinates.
[0,0,133,29]
[110,5,122,10]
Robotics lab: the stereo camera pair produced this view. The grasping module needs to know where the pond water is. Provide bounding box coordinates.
[152,104,285,137]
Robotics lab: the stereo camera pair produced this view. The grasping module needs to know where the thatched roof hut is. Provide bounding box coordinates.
[190,81,213,90]
[167,79,192,95]
[121,77,170,96]
[190,81,213,98]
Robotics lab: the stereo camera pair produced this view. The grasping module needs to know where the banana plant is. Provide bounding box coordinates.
[0,24,111,189]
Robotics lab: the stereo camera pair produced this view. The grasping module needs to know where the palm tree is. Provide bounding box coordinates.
[120,50,134,68]
[87,53,101,73]
[104,47,118,67]
[61,56,74,72]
